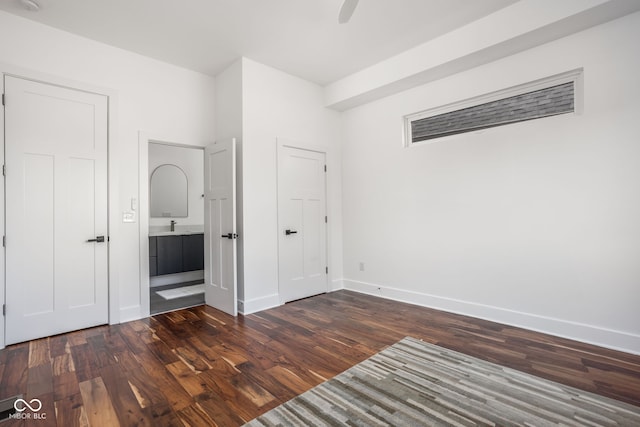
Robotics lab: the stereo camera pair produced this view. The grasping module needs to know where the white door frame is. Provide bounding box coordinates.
[138,134,208,318]
[276,138,330,304]
[1,64,119,349]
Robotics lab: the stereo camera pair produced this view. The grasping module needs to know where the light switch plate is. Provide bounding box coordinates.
[123,211,135,223]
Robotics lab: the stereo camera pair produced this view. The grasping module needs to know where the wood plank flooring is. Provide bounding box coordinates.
[1,290,639,426]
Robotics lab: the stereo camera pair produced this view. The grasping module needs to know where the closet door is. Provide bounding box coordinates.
[277,144,328,303]
[4,75,109,344]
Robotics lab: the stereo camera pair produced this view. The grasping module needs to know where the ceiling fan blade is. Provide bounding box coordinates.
[338,0,359,24]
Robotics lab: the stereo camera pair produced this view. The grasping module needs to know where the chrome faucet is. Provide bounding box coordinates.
[170,220,176,232]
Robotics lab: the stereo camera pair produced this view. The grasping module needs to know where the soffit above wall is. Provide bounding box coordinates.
[325,0,640,111]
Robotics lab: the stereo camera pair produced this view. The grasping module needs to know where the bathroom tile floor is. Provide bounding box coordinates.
[150,281,205,315]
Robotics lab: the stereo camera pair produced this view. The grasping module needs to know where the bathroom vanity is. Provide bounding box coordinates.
[149,226,204,276]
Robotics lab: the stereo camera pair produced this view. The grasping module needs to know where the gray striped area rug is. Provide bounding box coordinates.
[244,336,640,426]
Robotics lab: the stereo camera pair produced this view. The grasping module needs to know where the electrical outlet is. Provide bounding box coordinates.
[359,262,365,272]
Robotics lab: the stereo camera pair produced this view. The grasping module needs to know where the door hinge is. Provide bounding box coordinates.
[1,93,4,106]
[2,236,5,247]
[324,165,327,172]
[2,165,4,177]
[2,304,5,316]
[325,216,327,223]
[325,266,328,274]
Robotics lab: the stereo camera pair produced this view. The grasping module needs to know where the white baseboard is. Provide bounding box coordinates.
[343,279,640,355]
[119,305,146,324]
[238,280,344,315]
[239,293,281,315]
[329,278,345,292]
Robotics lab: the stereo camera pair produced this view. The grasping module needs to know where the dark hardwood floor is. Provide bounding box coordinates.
[1,290,639,426]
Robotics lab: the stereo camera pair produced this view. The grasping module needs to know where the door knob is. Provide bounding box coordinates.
[285,229,298,235]
[87,236,105,243]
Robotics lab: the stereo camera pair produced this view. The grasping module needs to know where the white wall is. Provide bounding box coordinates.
[214,59,245,303]
[148,143,204,227]
[0,11,215,323]
[240,58,343,313]
[341,12,640,354]
[215,59,243,142]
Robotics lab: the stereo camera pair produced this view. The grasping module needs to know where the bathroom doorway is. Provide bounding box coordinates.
[147,142,205,315]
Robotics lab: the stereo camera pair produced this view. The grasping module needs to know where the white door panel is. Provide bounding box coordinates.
[204,139,237,315]
[21,154,55,316]
[278,145,327,303]
[4,75,108,344]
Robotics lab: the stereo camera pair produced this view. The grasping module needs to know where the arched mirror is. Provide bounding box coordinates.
[150,164,188,217]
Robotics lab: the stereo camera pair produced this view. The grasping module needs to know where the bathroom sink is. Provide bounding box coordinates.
[149,224,204,236]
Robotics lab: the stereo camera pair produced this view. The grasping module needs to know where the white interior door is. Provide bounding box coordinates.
[204,139,237,315]
[278,144,328,303]
[4,75,109,345]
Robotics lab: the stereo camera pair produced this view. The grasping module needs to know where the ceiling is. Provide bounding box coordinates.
[0,0,517,85]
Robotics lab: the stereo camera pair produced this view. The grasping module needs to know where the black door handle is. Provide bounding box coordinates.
[285,229,298,235]
[221,233,238,239]
[87,236,105,243]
